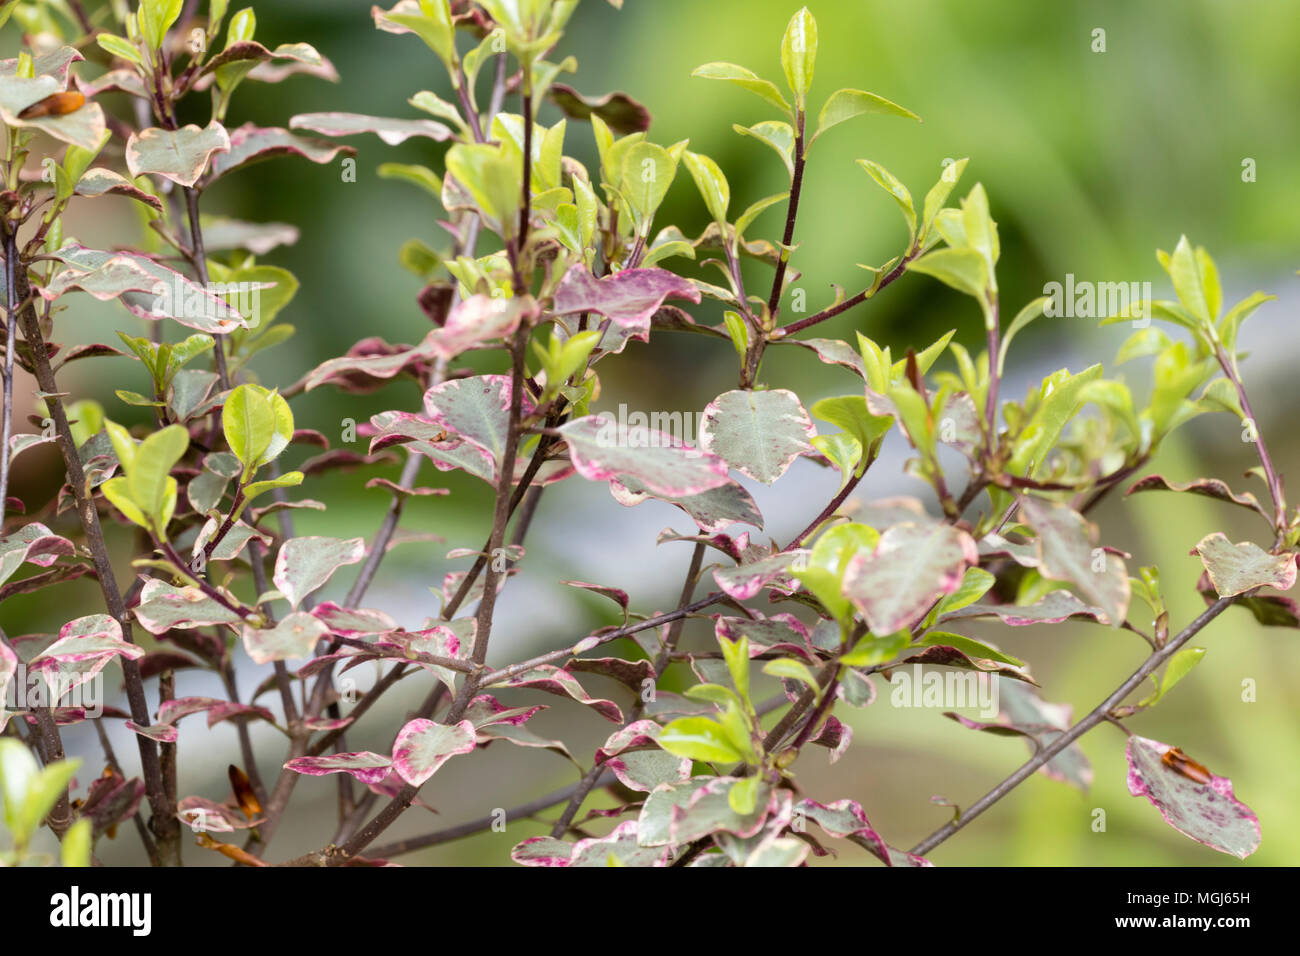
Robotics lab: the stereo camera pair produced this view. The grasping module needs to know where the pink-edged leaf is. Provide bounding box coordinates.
[132,579,245,633]
[290,111,451,145]
[1193,532,1296,598]
[73,168,164,211]
[595,720,691,792]
[945,677,1092,790]
[423,294,534,360]
[301,337,434,393]
[797,798,920,866]
[490,665,624,722]
[610,474,763,533]
[282,752,392,785]
[200,217,300,255]
[807,714,853,763]
[463,695,575,763]
[241,611,329,665]
[557,413,729,498]
[0,46,83,83]
[422,374,535,474]
[939,589,1108,626]
[0,74,106,149]
[0,640,17,731]
[844,522,979,635]
[699,388,816,484]
[513,820,671,867]
[310,602,399,638]
[1127,474,1271,520]
[198,39,324,76]
[1126,736,1260,859]
[176,796,263,833]
[787,337,868,379]
[157,696,277,728]
[547,84,650,134]
[553,264,701,332]
[0,522,74,588]
[80,772,145,839]
[29,614,144,698]
[1020,496,1130,627]
[273,536,365,609]
[46,243,245,333]
[366,478,449,498]
[368,410,493,484]
[207,123,354,182]
[561,580,629,620]
[669,777,792,846]
[391,718,476,787]
[564,656,652,691]
[125,720,179,743]
[713,550,806,601]
[126,120,231,187]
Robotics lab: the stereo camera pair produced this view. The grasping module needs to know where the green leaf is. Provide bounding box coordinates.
[840,630,910,667]
[444,142,521,234]
[1162,236,1213,326]
[961,183,999,292]
[796,523,879,622]
[0,739,39,838]
[931,566,996,620]
[682,151,730,228]
[813,88,919,145]
[734,192,787,242]
[691,62,791,115]
[733,121,795,179]
[718,633,751,705]
[1140,646,1207,706]
[223,382,275,470]
[997,296,1049,375]
[856,159,915,240]
[684,682,744,711]
[728,775,761,815]
[762,658,820,697]
[102,477,149,530]
[139,0,184,52]
[811,395,892,474]
[620,141,676,233]
[129,425,190,534]
[1219,291,1275,352]
[61,817,93,867]
[780,7,818,107]
[239,471,305,515]
[920,158,968,244]
[917,631,1024,667]
[907,247,990,303]
[659,716,745,764]
[96,33,146,68]
[723,310,749,359]
[16,757,81,845]
[811,432,862,490]
[378,162,442,199]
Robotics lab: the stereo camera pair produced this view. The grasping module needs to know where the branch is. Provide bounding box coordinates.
[908,594,1236,857]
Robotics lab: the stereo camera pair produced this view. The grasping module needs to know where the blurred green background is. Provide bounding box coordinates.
[4,0,1299,866]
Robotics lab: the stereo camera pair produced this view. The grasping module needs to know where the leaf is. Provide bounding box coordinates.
[0,76,107,150]
[763,658,820,695]
[126,121,231,188]
[691,62,790,114]
[241,612,328,664]
[548,84,650,134]
[557,414,729,498]
[132,580,244,634]
[843,522,979,635]
[289,111,451,145]
[96,33,147,68]
[798,798,929,866]
[1140,646,1206,706]
[222,384,275,469]
[422,374,534,476]
[907,246,989,302]
[620,141,676,231]
[0,523,74,589]
[73,168,163,211]
[608,475,763,534]
[489,666,623,723]
[61,817,93,867]
[128,425,190,532]
[1162,236,1213,325]
[594,720,691,792]
[814,88,919,145]
[207,124,353,182]
[1019,497,1130,627]
[282,752,391,785]
[1126,736,1259,858]
[699,388,815,484]
[714,551,805,602]
[658,716,744,764]
[997,296,1049,375]
[682,151,730,227]
[946,678,1092,790]
[391,718,476,787]
[920,158,968,244]
[138,0,183,51]
[273,537,365,610]
[552,265,700,333]
[856,159,916,238]
[780,7,818,106]
[1126,474,1269,521]
[1193,532,1297,598]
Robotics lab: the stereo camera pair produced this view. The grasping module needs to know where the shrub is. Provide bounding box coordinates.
[0,0,1292,867]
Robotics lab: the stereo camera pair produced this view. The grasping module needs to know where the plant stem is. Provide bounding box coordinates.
[12,262,179,865]
[909,595,1235,857]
